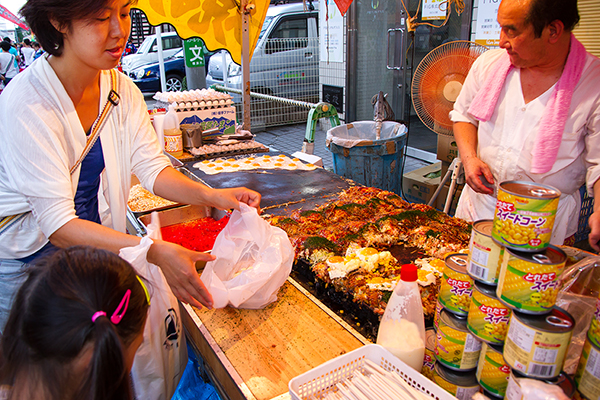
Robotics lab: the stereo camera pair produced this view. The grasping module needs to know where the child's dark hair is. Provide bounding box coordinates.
[0,246,149,400]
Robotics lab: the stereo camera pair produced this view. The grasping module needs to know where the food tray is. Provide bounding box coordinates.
[137,204,228,232]
[289,344,457,400]
[174,144,270,163]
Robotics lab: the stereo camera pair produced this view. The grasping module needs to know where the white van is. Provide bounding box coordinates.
[122,31,183,74]
[206,2,319,102]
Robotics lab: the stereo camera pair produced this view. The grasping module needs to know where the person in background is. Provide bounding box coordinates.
[0,0,261,332]
[32,41,44,60]
[0,42,18,86]
[20,38,35,67]
[1,38,20,70]
[0,246,150,400]
[450,0,600,249]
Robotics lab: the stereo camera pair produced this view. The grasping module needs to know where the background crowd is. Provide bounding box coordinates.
[0,36,44,88]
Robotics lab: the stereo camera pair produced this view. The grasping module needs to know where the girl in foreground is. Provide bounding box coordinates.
[0,246,150,400]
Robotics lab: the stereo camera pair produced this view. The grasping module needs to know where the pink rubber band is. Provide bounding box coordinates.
[91,311,107,322]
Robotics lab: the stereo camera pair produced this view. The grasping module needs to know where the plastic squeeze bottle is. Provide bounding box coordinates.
[376,263,426,371]
[163,104,183,157]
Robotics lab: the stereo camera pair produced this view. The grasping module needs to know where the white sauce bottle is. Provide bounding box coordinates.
[376,263,426,372]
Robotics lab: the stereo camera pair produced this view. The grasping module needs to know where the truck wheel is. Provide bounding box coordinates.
[166,74,183,92]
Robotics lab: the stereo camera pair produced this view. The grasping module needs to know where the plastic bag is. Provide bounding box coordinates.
[171,344,220,400]
[200,203,293,309]
[120,212,187,400]
[326,121,407,148]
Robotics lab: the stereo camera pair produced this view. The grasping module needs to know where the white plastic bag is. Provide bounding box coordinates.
[200,203,293,309]
[120,212,187,400]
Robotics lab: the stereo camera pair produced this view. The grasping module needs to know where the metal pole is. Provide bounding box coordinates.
[241,0,252,130]
[156,25,166,93]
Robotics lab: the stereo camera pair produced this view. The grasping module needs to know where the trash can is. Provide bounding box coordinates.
[326,121,407,194]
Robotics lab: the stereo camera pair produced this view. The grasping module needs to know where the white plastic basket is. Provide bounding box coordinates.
[289,344,458,400]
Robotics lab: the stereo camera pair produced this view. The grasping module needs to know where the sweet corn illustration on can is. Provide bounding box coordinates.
[467,281,511,344]
[439,254,473,316]
[476,342,510,398]
[588,297,600,349]
[505,369,575,400]
[574,336,600,400]
[435,309,482,371]
[503,307,574,379]
[423,328,437,381]
[433,362,480,400]
[497,246,566,314]
[467,220,504,284]
[492,181,560,252]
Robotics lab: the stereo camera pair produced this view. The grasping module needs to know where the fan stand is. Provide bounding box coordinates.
[427,157,464,213]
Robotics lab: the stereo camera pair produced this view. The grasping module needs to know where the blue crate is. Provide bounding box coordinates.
[575,185,595,243]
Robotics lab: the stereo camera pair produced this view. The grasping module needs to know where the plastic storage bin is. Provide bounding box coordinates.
[289,344,457,400]
[326,121,407,195]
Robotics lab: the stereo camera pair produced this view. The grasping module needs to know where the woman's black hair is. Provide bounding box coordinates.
[19,0,137,57]
[0,246,149,400]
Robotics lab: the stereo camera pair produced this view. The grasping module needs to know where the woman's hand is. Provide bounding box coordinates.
[588,210,600,252]
[148,239,216,309]
[209,187,262,213]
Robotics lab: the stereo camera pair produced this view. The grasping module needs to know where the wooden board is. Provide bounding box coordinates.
[182,279,369,400]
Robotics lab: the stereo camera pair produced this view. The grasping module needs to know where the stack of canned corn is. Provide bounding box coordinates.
[424,181,585,400]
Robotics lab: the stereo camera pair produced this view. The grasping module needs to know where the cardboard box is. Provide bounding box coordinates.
[177,106,236,135]
[437,134,459,163]
[402,162,442,204]
[435,182,464,216]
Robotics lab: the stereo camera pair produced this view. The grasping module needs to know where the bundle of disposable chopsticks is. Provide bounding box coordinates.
[314,360,432,400]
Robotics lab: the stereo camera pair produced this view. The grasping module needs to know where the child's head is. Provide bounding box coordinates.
[0,246,149,400]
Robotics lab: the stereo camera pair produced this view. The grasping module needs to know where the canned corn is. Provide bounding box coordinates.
[439,253,473,316]
[574,336,600,400]
[467,281,511,344]
[476,342,510,398]
[497,246,566,314]
[503,307,574,379]
[492,181,560,252]
[505,369,575,400]
[467,220,504,284]
[588,297,600,349]
[423,328,437,381]
[435,309,482,371]
[433,361,480,400]
[433,298,443,331]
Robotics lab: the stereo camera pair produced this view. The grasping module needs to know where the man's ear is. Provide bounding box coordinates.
[546,19,565,44]
[49,16,66,34]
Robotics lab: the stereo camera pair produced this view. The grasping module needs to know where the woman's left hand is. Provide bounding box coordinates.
[209,187,261,213]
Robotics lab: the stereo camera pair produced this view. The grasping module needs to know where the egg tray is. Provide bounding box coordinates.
[174,146,270,163]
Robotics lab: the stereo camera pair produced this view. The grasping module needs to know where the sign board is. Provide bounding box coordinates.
[322,85,344,114]
[183,38,206,68]
[475,0,501,47]
[319,0,344,63]
[422,0,447,21]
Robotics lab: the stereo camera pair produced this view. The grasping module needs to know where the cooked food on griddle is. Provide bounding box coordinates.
[127,184,178,213]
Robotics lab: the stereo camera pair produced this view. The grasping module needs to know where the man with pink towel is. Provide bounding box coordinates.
[450,0,600,250]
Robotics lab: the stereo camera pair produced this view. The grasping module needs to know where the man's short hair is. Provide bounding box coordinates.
[23,38,31,46]
[526,0,580,38]
[2,37,10,43]
[1,41,11,52]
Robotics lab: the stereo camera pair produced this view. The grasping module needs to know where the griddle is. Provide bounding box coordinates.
[183,152,356,215]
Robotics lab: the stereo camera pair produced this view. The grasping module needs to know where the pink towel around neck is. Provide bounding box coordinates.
[467,34,587,174]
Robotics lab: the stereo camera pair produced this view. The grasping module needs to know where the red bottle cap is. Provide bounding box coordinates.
[401,264,418,282]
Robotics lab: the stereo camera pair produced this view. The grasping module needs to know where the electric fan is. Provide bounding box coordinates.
[411,40,488,137]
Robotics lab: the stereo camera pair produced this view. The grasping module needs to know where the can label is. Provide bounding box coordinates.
[423,349,436,380]
[505,372,522,400]
[467,287,511,344]
[467,222,503,284]
[497,250,565,314]
[433,299,443,330]
[588,298,600,348]
[504,314,571,378]
[439,266,474,316]
[476,343,511,397]
[433,375,480,400]
[492,186,559,251]
[575,338,600,400]
[435,322,482,370]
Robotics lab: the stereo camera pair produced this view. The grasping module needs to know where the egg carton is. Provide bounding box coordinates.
[176,146,269,163]
[153,88,232,104]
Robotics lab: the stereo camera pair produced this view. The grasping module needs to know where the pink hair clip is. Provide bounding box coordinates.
[91,289,131,325]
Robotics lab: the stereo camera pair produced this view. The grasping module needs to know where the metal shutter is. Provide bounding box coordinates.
[574,0,600,57]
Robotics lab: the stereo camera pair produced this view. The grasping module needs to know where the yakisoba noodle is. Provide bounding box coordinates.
[492,181,560,252]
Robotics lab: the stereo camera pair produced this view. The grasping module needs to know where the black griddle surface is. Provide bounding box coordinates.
[183,152,355,215]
